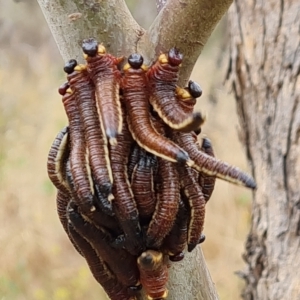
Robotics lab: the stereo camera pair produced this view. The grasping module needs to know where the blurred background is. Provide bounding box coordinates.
[0,1,252,299]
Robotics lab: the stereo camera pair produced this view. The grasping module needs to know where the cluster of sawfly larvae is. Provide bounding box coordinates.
[47,38,256,300]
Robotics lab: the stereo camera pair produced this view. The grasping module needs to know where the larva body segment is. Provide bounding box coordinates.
[146,117,180,248]
[65,158,121,236]
[137,250,169,300]
[178,165,206,252]
[122,54,192,166]
[61,88,95,214]
[56,189,70,236]
[67,215,135,300]
[67,65,113,214]
[56,189,84,256]
[82,39,123,145]
[131,149,157,223]
[47,126,70,194]
[110,109,144,255]
[47,128,84,255]
[146,156,180,249]
[147,49,203,132]
[68,203,140,289]
[127,143,141,182]
[175,132,257,189]
[198,137,216,202]
[162,198,189,261]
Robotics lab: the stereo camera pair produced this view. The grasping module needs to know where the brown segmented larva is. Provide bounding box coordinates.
[55,190,70,238]
[56,189,84,256]
[66,62,114,213]
[131,149,157,223]
[137,250,169,300]
[122,53,192,166]
[174,132,257,189]
[67,203,140,289]
[67,207,135,300]
[147,49,204,132]
[64,158,121,236]
[82,38,123,146]
[178,164,206,252]
[59,82,94,213]
[46,127,83,256]
[110,105,144,256]
[146,116,180,248]
[47,126,70,195]
[65,158,121,236]
[60,74,95,215]
[198,137,216,202]
[162,198,189,261]
[146,157,180,249]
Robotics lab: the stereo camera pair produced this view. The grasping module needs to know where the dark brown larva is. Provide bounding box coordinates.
[146,156,180,249]
[178,164,206,252]
[47,130,84,255]
[67,208,135,300]
[131,149,157,223]
[146,116,180,248]
[60,74,96,214]
[68,202,140,289]
[137,250,169,300]
[147,49,204,132]
[56,189,84,256]
[198,137,216,202]
[162,198,189,261]
[47,126,70,195]
[64,150,121,237]
[122,53,192,166]
[67,62,113,214]
[82,38,123,145]
[55,190,70,238]
[110,107,144,255]
[175,132,257,189]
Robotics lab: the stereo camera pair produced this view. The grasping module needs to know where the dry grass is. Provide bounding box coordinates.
[0,1,252,299]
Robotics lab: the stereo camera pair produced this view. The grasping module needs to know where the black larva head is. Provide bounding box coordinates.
[168,47,183,66]
[128,54,143,69]
[188,80,202,98]
[64,59,77,74]
[194,127,202,136]
[128,284,142,292]
[82,38,98,57]
[201,138,212,150]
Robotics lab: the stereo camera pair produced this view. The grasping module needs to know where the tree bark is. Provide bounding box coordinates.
[227,1,300,299]
[36,0,233,299]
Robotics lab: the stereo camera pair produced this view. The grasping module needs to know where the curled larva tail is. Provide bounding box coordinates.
[175,132,257,189]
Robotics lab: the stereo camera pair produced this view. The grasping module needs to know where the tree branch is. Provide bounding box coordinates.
[37,0,233,299]
[156,0,168,13]
[37,0,143,62]
[138,0,233,85]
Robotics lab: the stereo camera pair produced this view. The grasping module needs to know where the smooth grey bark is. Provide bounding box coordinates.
[227,1,300,299]
[36,0,233,299]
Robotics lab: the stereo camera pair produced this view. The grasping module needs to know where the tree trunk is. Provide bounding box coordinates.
[227,1,300,299]
[36,0,234,299]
